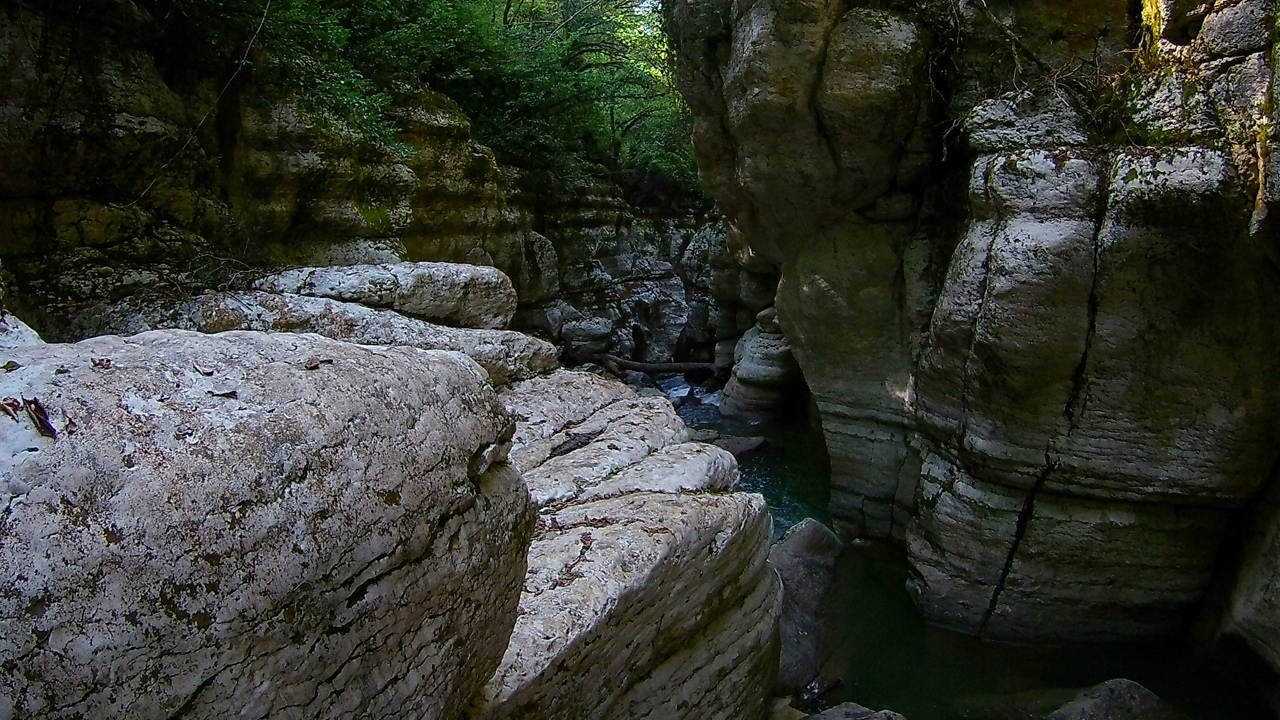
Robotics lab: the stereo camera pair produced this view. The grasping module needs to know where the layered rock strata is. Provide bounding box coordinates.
[667,0,1280,643]
[255,262,519,330]
[61,288,558,385]
[721,307,804,419]
[472,370,783,720]
[0,331,534,719]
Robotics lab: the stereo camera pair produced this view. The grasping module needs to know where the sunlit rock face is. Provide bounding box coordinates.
[668,0,1280,643]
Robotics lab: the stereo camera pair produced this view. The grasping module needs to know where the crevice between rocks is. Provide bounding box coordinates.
[956,211,1002,446]
[1064,209,1104,429]
[809,8,845,196]
[978,463,1050,637]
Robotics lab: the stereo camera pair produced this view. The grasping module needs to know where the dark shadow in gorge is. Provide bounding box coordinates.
[815,542,1273,720]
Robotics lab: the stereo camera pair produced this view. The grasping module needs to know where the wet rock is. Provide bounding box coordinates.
[0,330,534,719]
[770,519,843,696]
[1047,679,1191,720]
[64,291,558,385]
[715,435,767,459]
[255,261,518,330]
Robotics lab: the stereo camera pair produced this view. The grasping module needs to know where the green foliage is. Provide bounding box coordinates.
[145,0,703,204]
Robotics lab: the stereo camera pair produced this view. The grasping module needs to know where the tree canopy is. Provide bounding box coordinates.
[145,0,702,206]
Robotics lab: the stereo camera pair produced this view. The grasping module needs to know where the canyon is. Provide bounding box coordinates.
[3,0,1280,717]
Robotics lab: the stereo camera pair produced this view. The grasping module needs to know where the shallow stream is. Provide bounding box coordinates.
[663,378,1273,720]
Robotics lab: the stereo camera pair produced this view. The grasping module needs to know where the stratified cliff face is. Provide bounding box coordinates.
[0,0,768,363]
[668,0,1280,644]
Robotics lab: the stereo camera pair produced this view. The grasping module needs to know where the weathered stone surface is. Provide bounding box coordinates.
[507,392,692,507]
[916,149,1103,489]
[770,519,842,695]
[300,238,408,267]
[1046,679,1191,720]
[722,308,803,418]
[256,262,518,330]
[473,492,779,720]
[776,217,921,540]
[670,0,1280,647]
[1196,0,1276,59]
[0,330,535,720]
[63,291,558,385]
[478,369,782,719]
[500,370,634,469]
[1049,147,1278,504]
[0,312,42,348]
[1128,68,1224,145]
[965,92,1089,153]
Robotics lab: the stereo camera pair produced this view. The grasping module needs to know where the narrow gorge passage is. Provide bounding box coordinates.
[649,361,1274,719]
[3,0,1280,718]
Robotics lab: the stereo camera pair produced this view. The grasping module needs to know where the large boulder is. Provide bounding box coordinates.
[61,291,558,385]
[473,370,784,720]
[1046,679,1190,720]
[474,492,780,720]
[0,330,535,719]
[770,519,843,696]
[255,262,519,330]
[0,312,42,349]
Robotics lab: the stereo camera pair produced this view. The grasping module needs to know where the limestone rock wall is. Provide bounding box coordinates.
[0,0,768,366]
[667,0,1280,644]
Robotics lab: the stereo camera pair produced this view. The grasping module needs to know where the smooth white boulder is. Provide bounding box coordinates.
[0,330,535,720]
[256,262,518,330]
